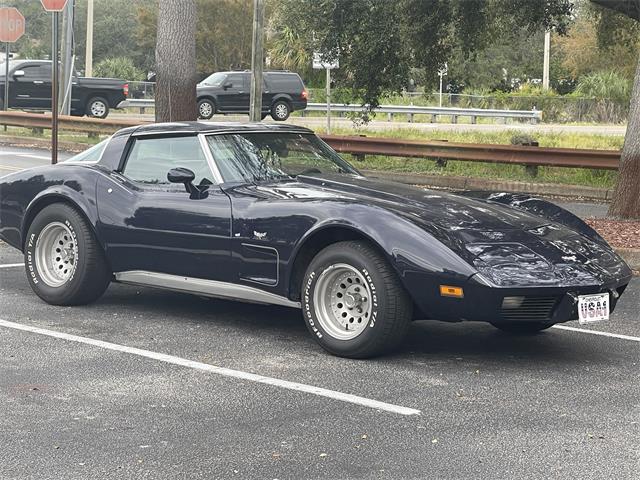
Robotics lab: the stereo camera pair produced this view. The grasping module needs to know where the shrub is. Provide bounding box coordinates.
[93,57,145,81]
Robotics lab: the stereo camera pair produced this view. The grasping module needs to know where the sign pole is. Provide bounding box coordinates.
[326,67,331,134]
[51,11,59,164]
[3,43,8,132]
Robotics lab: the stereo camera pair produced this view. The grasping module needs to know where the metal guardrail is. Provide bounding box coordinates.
[118,99,541,124]
[0,111,619,170]
[305,103,542,124]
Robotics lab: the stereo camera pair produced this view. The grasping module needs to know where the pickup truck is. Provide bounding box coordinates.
[0,59,128,118]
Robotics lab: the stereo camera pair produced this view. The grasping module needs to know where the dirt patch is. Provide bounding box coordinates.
[586,218,640,249]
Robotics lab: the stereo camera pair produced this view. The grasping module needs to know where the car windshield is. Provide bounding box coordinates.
[64,138,109,163]
[206,133,359,183]
[200,72,227,86]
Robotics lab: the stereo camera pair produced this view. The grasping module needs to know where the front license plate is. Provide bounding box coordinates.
[578,293,610,324]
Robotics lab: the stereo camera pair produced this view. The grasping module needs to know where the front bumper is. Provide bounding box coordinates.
[405,271,632,324]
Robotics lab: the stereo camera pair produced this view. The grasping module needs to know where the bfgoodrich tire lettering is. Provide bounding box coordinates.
[302,241,412,358]
[25,203,111,306]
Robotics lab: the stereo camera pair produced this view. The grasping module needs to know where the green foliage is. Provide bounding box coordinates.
[575,71,631,103]
[93,57,145,81]
[269,0,574,112]
[573,70,631,122]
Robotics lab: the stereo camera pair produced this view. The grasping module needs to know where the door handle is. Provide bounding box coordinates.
[33,80,44,84]
[238,91,245,93]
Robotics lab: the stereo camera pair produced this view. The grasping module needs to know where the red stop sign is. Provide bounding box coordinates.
[0,7,26,43]
[40,0,69,12]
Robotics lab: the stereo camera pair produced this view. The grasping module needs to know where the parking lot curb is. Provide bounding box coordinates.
[361,169,610,201]
[0,135,89,153]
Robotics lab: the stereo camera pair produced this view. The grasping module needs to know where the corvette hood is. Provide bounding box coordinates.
[268,174,630,287]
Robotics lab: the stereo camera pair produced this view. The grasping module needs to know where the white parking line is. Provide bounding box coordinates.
[0,318,421,416]
[0,263,24,269]
[553,324,640,343]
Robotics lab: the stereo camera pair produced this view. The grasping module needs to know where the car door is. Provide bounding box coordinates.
[216,73,248,112]
[12,64,51,109]
[96,134,233,282]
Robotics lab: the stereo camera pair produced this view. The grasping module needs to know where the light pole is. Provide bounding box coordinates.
[85,0,93,77]
[543,30,550,90]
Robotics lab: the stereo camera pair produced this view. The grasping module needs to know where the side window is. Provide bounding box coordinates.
[19,66,42,79]
[122,136,213,186]
[225,74,244,89]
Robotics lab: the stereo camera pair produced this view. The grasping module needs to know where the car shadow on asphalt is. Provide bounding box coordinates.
[93,284,612,367]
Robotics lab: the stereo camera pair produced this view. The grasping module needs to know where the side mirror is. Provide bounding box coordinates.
[13,70,25,78]
[222,82,232,90]
[167,167,208,199]
[168,167,195,186]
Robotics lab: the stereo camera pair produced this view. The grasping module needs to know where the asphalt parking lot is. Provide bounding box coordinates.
[1,145,639,479]
[1,239,639,479]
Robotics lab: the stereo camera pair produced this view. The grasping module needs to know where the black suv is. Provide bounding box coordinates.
[0,59,127,118]
[196,71,307,121]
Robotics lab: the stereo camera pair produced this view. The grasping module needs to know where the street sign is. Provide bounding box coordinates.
[313,52,338,70]
[0,7,25,43]
[40,0,69,12]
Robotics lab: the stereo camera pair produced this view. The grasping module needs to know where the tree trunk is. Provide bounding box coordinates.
[608,53,640,219]
[155,0,197,122]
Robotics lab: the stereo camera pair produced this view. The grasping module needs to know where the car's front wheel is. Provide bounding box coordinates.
[301,241,412,358]
[24,203,111,306]
[86,96,110,118]
[490,321,554,334]
[198,98,216,120]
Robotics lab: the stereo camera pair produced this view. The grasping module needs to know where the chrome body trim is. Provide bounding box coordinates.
[197,133,224,184]
[114,270,301,309]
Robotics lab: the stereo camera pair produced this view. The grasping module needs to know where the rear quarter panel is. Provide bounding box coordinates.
[0,165,100,251]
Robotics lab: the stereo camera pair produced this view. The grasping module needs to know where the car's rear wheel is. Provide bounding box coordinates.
[271,100,291,121]
[490,321,554,334]
[301,241,412,358]
[198,98,216,119]
[24,203,111,306]
[86,96,110,118]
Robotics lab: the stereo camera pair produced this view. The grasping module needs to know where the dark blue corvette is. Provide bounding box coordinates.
[0,122,632,357]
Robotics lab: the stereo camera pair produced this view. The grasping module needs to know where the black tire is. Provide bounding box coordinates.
[24,203,111,306]
[198,98,216,120]
[490,321,554,335]
[301,241,412,358]
[270,100,291,121]
[86,96,110,118]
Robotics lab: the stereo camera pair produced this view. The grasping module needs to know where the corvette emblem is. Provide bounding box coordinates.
[253,231,267,240]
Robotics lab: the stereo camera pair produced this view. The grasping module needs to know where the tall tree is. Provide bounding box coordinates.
[154,0,197,122]
[591,0,640,218]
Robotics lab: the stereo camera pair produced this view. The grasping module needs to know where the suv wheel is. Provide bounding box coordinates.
[25,203,111,306]
[86,97,110,118]
[271,100,291,121]
[198,98,215,120]
[301,241,412,358]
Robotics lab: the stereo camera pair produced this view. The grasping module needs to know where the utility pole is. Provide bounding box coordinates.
[59,0,74,115]
[249,0,264,122]
[85,0,93,77]
[542,30,550,90]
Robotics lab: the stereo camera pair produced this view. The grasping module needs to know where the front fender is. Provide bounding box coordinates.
[288,207,478,309]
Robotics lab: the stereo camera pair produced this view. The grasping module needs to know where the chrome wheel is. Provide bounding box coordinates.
[199,101,213,118]
[34,222,77,288]
[274,103,289,119]
[313,263,373,341]
[90,100,106,117]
